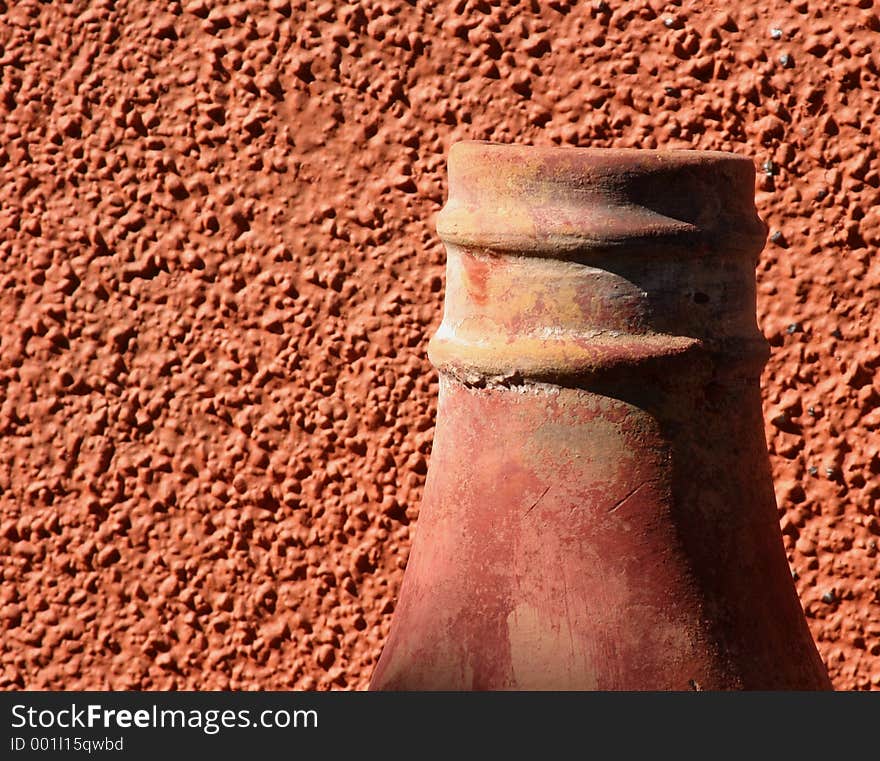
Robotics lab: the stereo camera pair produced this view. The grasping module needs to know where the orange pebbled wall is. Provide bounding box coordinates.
[0,0,878,690]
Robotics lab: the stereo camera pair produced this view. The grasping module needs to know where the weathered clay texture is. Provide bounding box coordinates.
[371,143,831,690]
[0,1,878,690]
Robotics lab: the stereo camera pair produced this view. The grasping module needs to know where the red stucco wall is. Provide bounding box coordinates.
[1,0,878,689]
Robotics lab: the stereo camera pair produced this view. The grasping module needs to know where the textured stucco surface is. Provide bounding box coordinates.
[0,0,878,690]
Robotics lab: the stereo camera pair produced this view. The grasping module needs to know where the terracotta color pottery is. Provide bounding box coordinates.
[370,141,831,691]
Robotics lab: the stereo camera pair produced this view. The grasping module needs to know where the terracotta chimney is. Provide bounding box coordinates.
[371,142,831,690]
